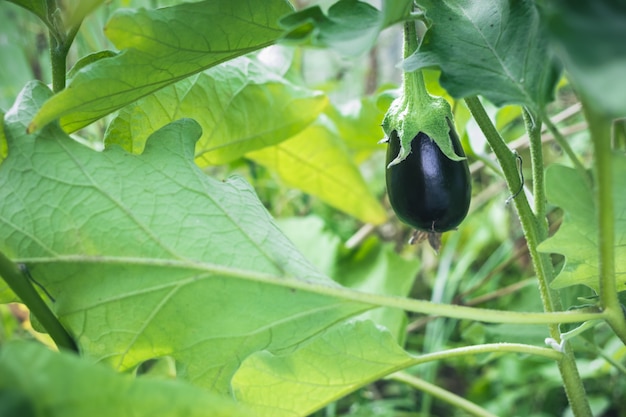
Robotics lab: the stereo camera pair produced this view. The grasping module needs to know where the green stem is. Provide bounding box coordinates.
[49,34,67,92]
[0,252,77,352]
[402,21,428,103]
[46,0,82,92]
[465,98,557,316]
[409,342,563,364]
[391,342,563,417]
[391,372,499,417]
[584,100,626,345]
[19,255,606,326]
[523,109,547,222]
[464,96,592,417]
[541,113,591,186]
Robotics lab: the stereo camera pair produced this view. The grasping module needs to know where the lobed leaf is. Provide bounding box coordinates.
[1,81,372,395]
[105,55,327,165]
[29,0,293,132]
[538,161,626,292]
[247,116,387,225]
[405,0,560,112]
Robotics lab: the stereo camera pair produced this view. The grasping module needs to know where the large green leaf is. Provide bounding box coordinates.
[105,55,327,165]
[29,0,293,132]
[232,320,414,417]
[279,0,412,56]
[539,0,626,118]
[247,116,387,225]
[1,82,372,395]
[538,160,626,292]
[405,0,560,111]
[0,341,250,417]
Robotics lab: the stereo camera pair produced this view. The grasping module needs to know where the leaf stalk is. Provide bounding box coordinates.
[0,252,77,352]
[583,99,626,345]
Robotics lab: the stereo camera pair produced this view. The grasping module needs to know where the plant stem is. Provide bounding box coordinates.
[402,20,428,104]
[409,342,563,364]
[541,112,591,186]
[465,98,558,314]
[523,109,547,222]
[49,34,67,92]
[19,255,606,326]
[0,252,77,352]
[583,100,626,345]
[391,372,499,417]
[46,0,81,92]
[464,96,592,417]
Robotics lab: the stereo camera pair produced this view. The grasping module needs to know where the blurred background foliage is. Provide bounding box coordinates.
[0,0,623,416]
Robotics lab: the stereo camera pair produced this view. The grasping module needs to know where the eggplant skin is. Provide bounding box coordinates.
[386,129,471,233]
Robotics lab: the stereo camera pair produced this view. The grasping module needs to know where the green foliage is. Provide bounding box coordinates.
[0,340,250,417]
[105,55,328,165]
[539,159,626,292]
[1,0,625,416]
[0,81,373,395]
[6,0,48,24]
[232,320,414,417]
[29,0,293,132]
[248,117,387,224]
[540,0,626,117]
[280,0,413,56]
[405,0,560,112]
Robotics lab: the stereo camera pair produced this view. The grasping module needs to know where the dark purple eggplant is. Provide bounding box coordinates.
[386,127,471,233]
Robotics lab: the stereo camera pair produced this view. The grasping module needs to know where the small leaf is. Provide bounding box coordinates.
[29,0,293,132]
[279,0,413,56]
[63,0,106,29]
[105,56,327,165]
[540,0,626,118]
[0,341,251,417]
[247,116,387,225]
[538,160,626,292]
[67,50,117,80]
[405,0,560,111]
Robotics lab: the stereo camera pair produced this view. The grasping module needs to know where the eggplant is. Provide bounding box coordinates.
[385,127,471,233]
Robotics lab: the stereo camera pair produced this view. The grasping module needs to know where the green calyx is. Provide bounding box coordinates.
[382,20,463,167]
